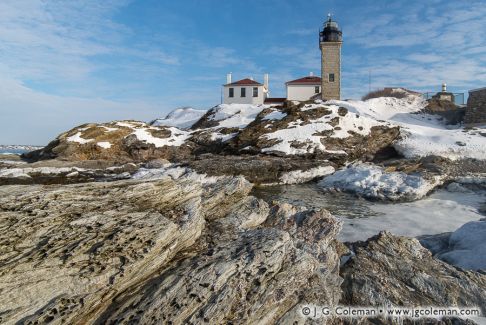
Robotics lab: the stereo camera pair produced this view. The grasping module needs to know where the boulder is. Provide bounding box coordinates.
[340,231,486,324]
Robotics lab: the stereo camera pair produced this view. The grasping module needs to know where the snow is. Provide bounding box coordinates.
[0,160,27,165]
[262,110,287,121]
[327,96,486,160]
[132,166,188,180]
[209,104,267,129]
[97,142,112,149]
[261,105,384,155]
[318,163,440,201]
[66,132,93,144]
[132,127,190,147]
[279,166,335,185]
[132,165,221,184]
[210,132,238,142]
[337,189,485,242]
[437,220,486,271]
[255,180,484,243]
[151,107,207,129]
[116,121,145,128]
[0,167,85,178]
[0,168,31,178]
[101,126,119,132]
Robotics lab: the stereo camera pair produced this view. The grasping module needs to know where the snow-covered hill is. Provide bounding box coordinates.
[151,107,207,129]
[26,93,486,165]
[329,95,486,161]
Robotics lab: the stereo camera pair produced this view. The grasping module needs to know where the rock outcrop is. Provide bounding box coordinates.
[22,101,400,168]
[22,121,195,163]
[0,170,342,324]
[340,231,486,324]
[184,154,336,184]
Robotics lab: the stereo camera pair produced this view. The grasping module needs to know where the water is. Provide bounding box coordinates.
[0,149,29,155]
[253,183,485,242]
[253,183,379,219]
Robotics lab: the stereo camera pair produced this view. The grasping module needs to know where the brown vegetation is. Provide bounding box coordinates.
[362,88,409,101]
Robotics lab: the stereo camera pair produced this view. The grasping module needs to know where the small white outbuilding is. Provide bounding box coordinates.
[223,73,269,105]
[286,75,322,101]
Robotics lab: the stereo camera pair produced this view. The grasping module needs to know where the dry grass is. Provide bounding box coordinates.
[362,88,409,101]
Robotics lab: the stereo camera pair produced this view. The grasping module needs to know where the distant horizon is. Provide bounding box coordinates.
[0,0,485,144]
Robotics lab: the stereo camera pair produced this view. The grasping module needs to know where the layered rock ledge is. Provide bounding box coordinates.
[0,170,343,324]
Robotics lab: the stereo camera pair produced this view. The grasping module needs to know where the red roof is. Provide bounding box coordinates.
[264,98,286,104]
[286,76,322,85]
[225,78,263,86]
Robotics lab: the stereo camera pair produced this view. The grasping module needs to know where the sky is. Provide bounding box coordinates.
[0,0,485,145]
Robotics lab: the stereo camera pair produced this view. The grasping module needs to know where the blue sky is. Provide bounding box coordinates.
[0,0,485,145]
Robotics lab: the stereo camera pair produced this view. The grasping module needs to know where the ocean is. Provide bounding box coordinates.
[0,149,25,155]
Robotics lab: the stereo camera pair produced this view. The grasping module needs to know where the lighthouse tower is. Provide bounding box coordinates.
[319,14,342,100]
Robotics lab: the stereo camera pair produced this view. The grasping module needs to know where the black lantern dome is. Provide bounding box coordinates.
[319,14,342,42]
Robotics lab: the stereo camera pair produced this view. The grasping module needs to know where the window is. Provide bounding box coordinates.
[241,87,246,97]
[229,88,234,98]
[315,86,320,94]
[253,87,258,97]
[329,73,335,82]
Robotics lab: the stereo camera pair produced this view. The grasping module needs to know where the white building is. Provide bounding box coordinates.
[223,73,269,105]
[286,75,322,101]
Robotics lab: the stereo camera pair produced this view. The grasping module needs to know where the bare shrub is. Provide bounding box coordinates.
[362,88,409,101]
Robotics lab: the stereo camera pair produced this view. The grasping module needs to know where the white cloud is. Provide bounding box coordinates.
[0,77,170,145]
[341,0,486,98]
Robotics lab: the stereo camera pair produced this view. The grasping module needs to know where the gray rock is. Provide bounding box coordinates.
[0,172,342,324]
[340,231,486,324]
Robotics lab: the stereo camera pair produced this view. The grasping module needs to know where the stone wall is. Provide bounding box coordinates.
[465,87,486,125]
[320,42,341,100]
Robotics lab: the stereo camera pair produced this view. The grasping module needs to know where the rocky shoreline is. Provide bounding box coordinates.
[1,96,485,324]
[0,168,484,324]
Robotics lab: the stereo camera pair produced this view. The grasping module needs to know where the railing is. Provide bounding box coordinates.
[422,92,465,106]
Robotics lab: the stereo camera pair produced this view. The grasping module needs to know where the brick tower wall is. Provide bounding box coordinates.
[464,88,486,125]
[320,42,342,100]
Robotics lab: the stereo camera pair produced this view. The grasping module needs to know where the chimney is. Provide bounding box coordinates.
[310,72,314,76]
[264,73,269,89]
[249,77,254,81]
[442,83,447,92]
[226,73,232,84]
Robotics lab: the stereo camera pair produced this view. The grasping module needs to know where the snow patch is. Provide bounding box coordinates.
[0,167,85,178]
[328,96,486,160]
[66,132,93,144]
[101,126,119,132]
[437,220,486,271]
[132,127,190,147]
[210,132,238,142]
[261,105,384,155]
[97,142,112,149]
[116,121,144,129]
[132,166,221,184]
[279,166,335,185]
[262,110,287,121]
[318,163,440,201]
[338,189,485,242]
[209,104,267,129]
[152,107,207,129]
